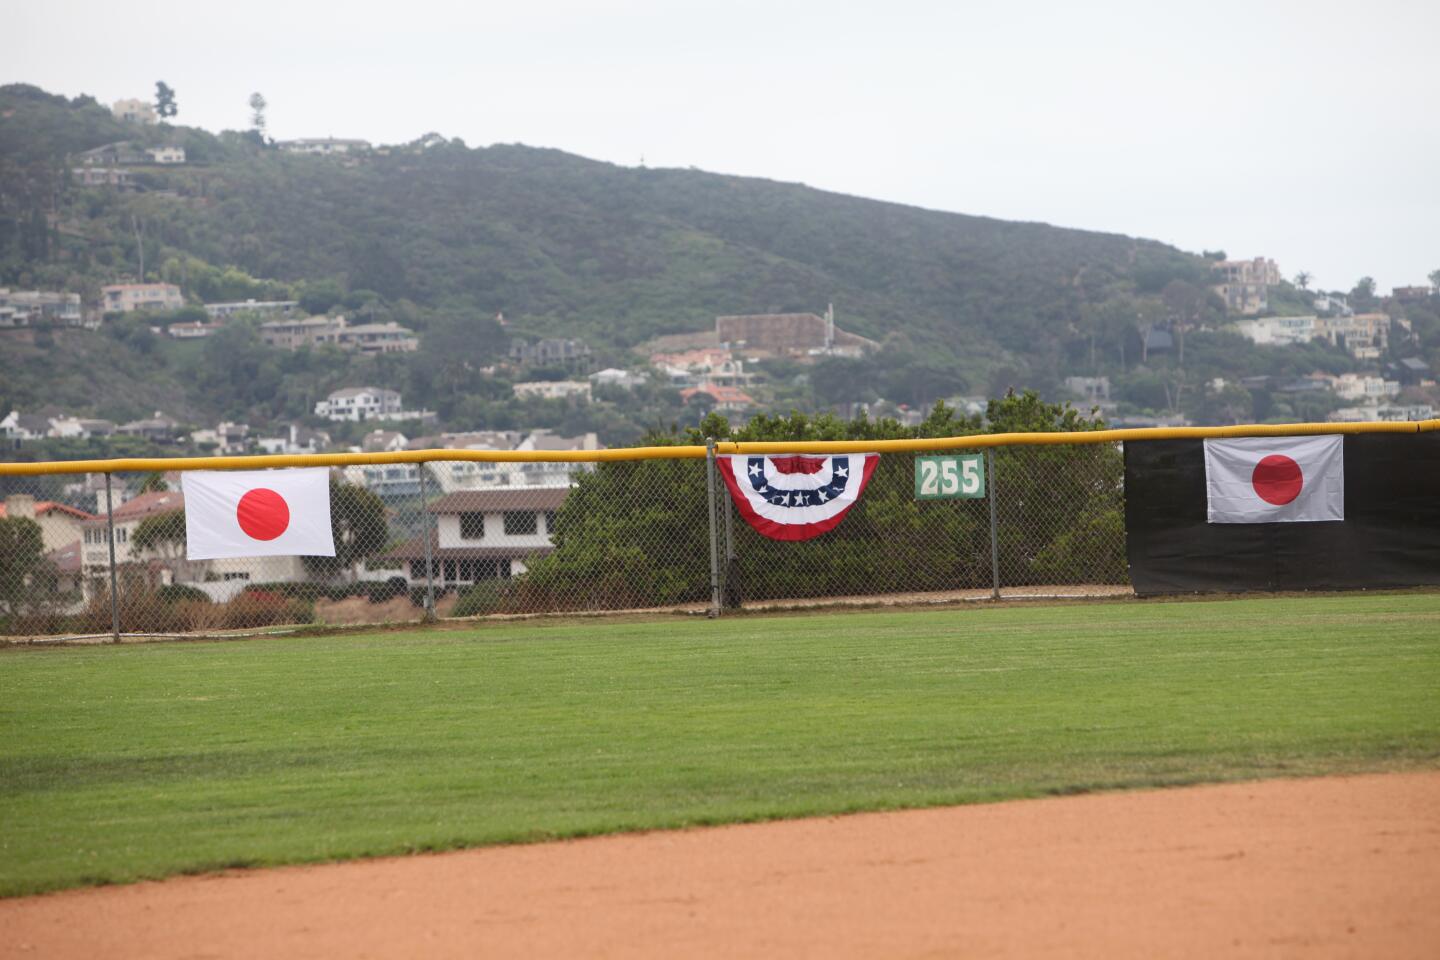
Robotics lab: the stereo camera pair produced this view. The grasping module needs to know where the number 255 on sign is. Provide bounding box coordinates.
[914,454,985,500]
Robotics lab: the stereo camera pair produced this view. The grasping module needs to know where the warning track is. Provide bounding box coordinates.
[2,771,1436,959]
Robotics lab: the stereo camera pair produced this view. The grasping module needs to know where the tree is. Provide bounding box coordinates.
[138,472,168,493]
[131,508,200,583]
[1350,276,1378,313]
[1429,269,1440,294]
[154,82,177,119]
[1162,279,1204,367]
[248,92,267,137]
[0,516,54,618]
[1294,271,1312,291]
[302,480,388,580]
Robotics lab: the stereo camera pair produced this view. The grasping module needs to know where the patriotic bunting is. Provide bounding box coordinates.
[718,453,879,541]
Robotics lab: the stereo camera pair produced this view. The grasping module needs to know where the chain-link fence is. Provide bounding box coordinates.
[0,443,1130,640]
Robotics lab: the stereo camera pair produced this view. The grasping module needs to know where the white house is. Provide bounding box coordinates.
[513,380,592,402]
[147,146,186,164]
[315,387,405,422]
[276,138,371,155]
[1331,374,1401,401]
[590,368,648,390]
[204,299,298,320]
[385,487,569,589]
[1231,315,1317,346]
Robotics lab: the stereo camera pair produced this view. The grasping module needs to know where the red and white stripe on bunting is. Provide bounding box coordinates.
[717,453,880,541]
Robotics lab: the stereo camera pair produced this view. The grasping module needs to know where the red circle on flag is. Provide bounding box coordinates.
[237,488,290,540]
[1251,455,1304,505]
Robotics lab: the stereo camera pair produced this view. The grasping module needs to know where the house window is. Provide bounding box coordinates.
[460,513,485,540]
[544,511,557,534]
[503,511,537,535]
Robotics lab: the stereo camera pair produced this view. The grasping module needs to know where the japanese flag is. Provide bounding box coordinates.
[181,468,336,559]
[1204,435,1344,524]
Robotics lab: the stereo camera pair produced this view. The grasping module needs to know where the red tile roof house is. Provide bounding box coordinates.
[385,487,569,590]
[0,495,97,552]
[76,490,306,602]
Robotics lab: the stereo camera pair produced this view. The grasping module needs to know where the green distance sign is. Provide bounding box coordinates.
[914,453,986,500]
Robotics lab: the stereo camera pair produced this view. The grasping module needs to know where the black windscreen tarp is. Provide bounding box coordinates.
[1124,433,1440,595]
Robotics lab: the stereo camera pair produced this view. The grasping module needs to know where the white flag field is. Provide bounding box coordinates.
[181,468,336,560]
[1203,435,1344,524]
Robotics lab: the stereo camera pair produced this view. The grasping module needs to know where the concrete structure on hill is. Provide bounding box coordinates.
[716,306,876,358]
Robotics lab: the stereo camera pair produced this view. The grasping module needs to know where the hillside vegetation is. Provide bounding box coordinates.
[8,82,1416,441]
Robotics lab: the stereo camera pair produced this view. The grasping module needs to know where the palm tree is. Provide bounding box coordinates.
[1294,271,1312,291]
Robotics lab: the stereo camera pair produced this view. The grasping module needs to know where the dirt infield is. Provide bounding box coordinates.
[3,771,1437,958]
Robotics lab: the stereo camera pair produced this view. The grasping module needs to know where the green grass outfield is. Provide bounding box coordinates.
[3,593,1439,897]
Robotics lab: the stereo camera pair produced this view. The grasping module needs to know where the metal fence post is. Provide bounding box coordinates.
[722,485,741,610]
[419,464,436,621]
[705,438,722,618]
[987,449,1000,601]
[104,472,120,642]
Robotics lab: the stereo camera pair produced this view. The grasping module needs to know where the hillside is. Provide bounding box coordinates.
[0,83,1268,439]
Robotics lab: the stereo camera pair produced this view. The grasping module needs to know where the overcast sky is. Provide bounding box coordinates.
[9,0,1438,292]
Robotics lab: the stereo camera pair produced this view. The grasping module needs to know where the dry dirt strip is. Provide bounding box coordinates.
[3,772,1437,959]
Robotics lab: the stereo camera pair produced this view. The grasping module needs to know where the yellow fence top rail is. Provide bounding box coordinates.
[1,419,1436,476]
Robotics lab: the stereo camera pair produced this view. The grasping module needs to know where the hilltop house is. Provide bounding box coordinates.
[0,289,85,328]
[680,383,755,412]
[118,412,181,442]
[101,283,184,314]
[384,487,569,589]
[259,315,417,353]
[110,99,157,125]
[1210,257,1281,315]
[276,138,371,155]
[510,338,592,368]
[315,387,430,423]
[204,299,299,320]
[513,381,592,402]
